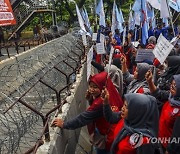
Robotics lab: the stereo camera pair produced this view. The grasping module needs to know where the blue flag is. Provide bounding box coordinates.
[141,0,149,45]
[96,0,106,27]
[132,0,141,12]
[83,7,93,34]
[119,8,124,23]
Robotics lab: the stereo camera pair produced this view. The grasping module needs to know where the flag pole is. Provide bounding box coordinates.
[94,0,97,32]
[173,13,180,24]
[166,0,175,37]
[140,0,143,44]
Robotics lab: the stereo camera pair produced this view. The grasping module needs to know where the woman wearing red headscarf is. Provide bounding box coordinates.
[52,72,123,154]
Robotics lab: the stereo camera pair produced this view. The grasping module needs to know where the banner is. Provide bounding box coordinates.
[0,0,16,26]
[169,0,180,12]
[153,34,174,64]
[135,49,155,62]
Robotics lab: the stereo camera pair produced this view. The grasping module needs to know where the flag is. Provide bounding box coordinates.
[147,3,156,29]
[152,8,156,29]
[96,0,106,27]
[169,0,180,12]
[119,8,125,23]
[134,11,141,26]
[96,0,101,15]
[122,26,126,45]
[141,0,149,45]
[111,1,123,35]
[160,0,170,18]
[129,5,135,30]
[116,7,124,33]
[0,0,16,26]
[147,0,161,10]
[83,7,93,34]
[76,4,86,32]
[111,1,116,36]
[132,0,141,12]
[163,17,169,27]
[81,8,86,21]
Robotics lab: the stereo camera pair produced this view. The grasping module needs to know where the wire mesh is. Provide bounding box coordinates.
[0,31,88,154]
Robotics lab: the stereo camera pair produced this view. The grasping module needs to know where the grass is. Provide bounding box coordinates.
[4,31,34,40]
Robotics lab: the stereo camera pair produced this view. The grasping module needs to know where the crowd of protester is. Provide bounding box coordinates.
[51,20,180,154]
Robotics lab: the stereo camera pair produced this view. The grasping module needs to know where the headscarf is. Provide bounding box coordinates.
[104,65,123,96]
[89,71,107,91]
[148,36,156,44]
[126,63,151,94]
[169,74,180,106]
[112,58,121,70]
[111,93,159,153]
[88,72,123,111]
[91,61,123,95]
[137,63,152,81]
[158,56,180,90]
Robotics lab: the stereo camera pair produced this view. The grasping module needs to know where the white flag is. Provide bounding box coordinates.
[160,0,170,18]
[147,0,161,10]
[111,1,116,36]
[76,4,86,32]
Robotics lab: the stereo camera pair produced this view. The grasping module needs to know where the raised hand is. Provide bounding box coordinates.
[145,70,153,83]
[101,87,109,104]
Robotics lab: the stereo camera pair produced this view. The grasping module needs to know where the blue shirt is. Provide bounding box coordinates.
[114,34,121,46]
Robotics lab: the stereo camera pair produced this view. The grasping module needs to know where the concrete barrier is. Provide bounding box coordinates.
[37,62,92,154]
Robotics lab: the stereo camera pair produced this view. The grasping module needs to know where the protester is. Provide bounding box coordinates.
[121,37,133,70]
[41,26,49,42]
[114,29,121,46]
[52,72,123,154]
[157,56,180,91]
[12,32,19,51]
[101,90,159,154]
[121,55,151,94]
[146,36,156,49]
[146,72,180,154]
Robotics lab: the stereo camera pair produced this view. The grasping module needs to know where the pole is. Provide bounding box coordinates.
[173,13,180,24]
[166,0,175,37]
[94,0,97,32]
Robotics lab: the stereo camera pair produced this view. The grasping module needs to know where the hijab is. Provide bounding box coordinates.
[111,93,159,153]
[158,56,180,90]
[88,72,123,111]
[169,74,180,107]
[89,71,107,91]
[126,63,151,93]
[104,65,123,96]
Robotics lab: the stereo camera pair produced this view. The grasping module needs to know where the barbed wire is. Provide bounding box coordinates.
[0,30,88,154]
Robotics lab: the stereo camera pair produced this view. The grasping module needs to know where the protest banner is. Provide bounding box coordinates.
[153,35,174,64]
[135,49,155,62]
[92,33,97,41]
[0,0,16,26]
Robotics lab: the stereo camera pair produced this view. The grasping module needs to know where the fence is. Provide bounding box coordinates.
[0,30,90,154]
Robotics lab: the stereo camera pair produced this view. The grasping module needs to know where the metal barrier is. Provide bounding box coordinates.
[0,31,90,154]
[0,37,53,59]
